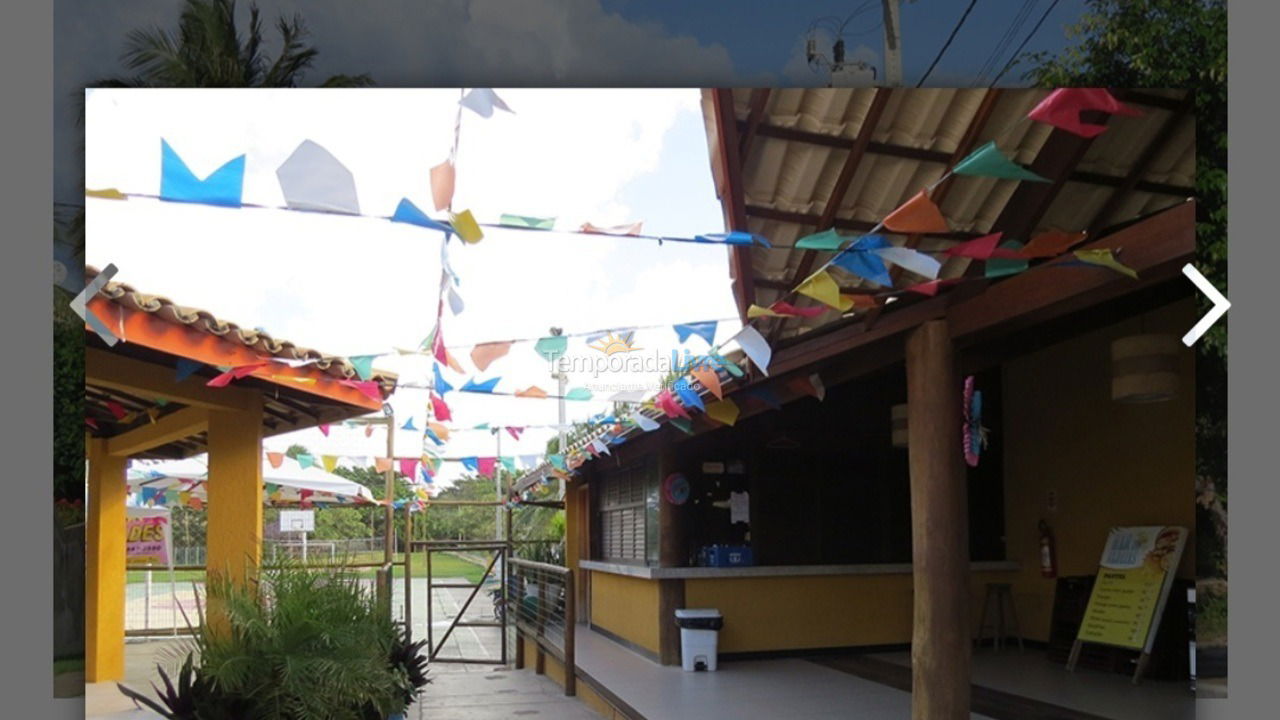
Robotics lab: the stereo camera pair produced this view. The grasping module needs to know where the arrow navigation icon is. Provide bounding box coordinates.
[1181,264,1230,347]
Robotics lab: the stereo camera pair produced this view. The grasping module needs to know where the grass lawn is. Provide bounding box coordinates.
[125,551,490,585]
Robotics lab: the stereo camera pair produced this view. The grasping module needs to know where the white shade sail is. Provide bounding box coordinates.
[127,455,380,507]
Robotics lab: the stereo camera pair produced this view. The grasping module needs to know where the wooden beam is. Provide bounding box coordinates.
[768,88,893,344]
[905,319,970,720]
[87,347,257,412]
[711,88,756,323]
[1088,94,1194,231]
[738,88,771,162]
[106,406,209,457]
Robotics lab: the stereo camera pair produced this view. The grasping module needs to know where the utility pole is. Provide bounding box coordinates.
[881,0,903,86]
[549,326,567,500]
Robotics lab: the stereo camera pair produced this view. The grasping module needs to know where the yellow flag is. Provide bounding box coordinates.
[747,304,779,318]
[796,270,853,311]
[321,455,338,473]
[705,399,740,426]
[86,188,127,200]
[1074,249,1138,279]
[450,210,484,244]
[178,491,191,506]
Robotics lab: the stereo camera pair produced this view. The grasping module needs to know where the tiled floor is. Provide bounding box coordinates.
[411,670,600,719]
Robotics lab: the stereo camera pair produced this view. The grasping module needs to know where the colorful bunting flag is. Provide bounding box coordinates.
[705,399,740,426]
[207,362,268,388]
[429,392,452,422]
[590,439,610,456]
[656,389,691,419]
[1027,88,1140,139]
[730,325,772,376]
[709,352,745,378]
[1071,249,1139,279]
[633,414,661,432]
[985,240,1029,278]
[375,457,393,473]
[903,278,961,296]
[746,386,782,410]
[174,358,203,382]
[318,423,330,437]
[1021,229,1088,258]
[565,387,593,401]
[500,456,517,473]
[695,231,771,247]
[321,455,339,473]
[516,386,548,398]
[86,188,127,200]
[872,245,942,279]
[945,232,1004,260]
[275,140,360,214]
[689,366,723,400]
[471,342,512,371]
[795,228,846,250]
[771,300,828,318]
[580,221,643,236]
[830,235,893,286]
[797,270,853,311]
[424,428,444,446]
[447,286,465,315]
[450,210,484,244]
[391,198,454,238]
[882,190,950,234]
[297,453,315,469]
[431,160,456,211]
[365,425,375,438]
[534,335,568,362]
[790,373,826,401]
[401,417,418,431]
[461,376,501,393]
[499,214,556,229]
[674,321,718,345]
[952,141,1049,182]
[669,418,695,435]
[432,364,454,395]
[399,458,418,478]
[459,88,513,118]
[477,457,497,477]
[159,139,245,208]
[505,426,524,441]
[548,454,567,471]
[674,383,706,412]
[340,379,386,404]
[427,422,451,441]
[106,401,128,420]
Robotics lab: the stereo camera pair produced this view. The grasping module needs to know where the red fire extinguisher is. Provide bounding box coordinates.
[1038,519,1058,578]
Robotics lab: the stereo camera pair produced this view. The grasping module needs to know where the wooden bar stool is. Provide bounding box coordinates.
[975,583,1024,652]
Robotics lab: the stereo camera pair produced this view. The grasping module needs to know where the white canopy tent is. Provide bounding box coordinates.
[127,456,381,507]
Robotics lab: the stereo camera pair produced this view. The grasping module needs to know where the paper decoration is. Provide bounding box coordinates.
[634,414,661,432]
[518,454,540,469]
[591,439,610,456]
[429,326,448,364]
[789,373,826,401]
[674,321,718,345]
[730,325,772,375]
[391,198,454,237]
[565,387,593,401]
[477,457,497,477]
[1072,249,1139,279]
[86,188,127,200]
[709,352,744,378]
[903,278,959,296]
[689,366,723,400]
[444,348,465,374]
[669,418,695,435]
[534,335,568,362]
[266,452,284,469]
[321,455,339,473]
[1027,88,1140,138]
[945,232,1004,260]
[797,270,854,311]
[952,141,1049,182]
[174,358,203,382]
[450,210,484,244]
[461,376,501,393]
[459,88,513,118]
[375,457,393,473]
[433,364,454,395]
[106,401,128,421]
[1021,229,1088,258]
[963,375,985,467]
[430,392,452,422]
[506,426,524,440]
[985,240,1029,278]
[548,454,567,471]
[695,231,771,247]
[348,354,379,381]
[275,140,360,214]
[424,428,444,446]
[297,454,315,469]
[340,380,385,404]
[873,245,942,279]
[318,423,331,437]
[365,425,375,438]
[399,458,418,477]
[160,140,245,208]
[471,342,513,371]
[401,417,418,431]
[705,399,741,426]
[882,190,950,234]
[207,362,267,388]
[656,389,691,419]
[500,214,555,229]
[427,422,451,441]
[675,383,706,412]
[447,286,465,315]
[795,228,846,250]
[516,386,548,398]
[431,160,456,211]
[580,221,643,236]
[831,235,893,286]
[500,456,517,473]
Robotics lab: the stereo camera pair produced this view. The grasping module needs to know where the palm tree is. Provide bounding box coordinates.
[97,0,373,88]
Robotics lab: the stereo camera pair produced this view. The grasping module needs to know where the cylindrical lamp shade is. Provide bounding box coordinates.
[891,403,909,447]
[1111,334,1180,403]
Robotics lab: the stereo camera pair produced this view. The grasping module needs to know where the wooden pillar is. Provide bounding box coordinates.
[905,320,971,720]
[205,398,264,622]
[85,439,127,682]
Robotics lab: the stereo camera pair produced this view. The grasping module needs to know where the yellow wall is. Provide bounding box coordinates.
[1002,300,1197,642]
[685,571,1017,653]
[589,572,661,654]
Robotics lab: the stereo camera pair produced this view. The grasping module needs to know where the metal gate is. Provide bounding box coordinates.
[411,540,509,665]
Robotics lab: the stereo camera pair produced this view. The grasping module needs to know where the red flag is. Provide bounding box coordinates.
[340,379,385,403]
[430,392,452,422]
[207,362,268,387]
[477,457,497,477]
[319,423,330,437]
[399,458,418,478]
[506,426,525,440]
[904,278,961,297]
[106,401,128,420]
[431,325,448,365]
[656,389,690,419]
[769,301,827,318]
[945,232,1004,260]
[1027,89,1140,138]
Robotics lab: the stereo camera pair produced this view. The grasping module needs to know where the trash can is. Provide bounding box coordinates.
[674,608,723,671]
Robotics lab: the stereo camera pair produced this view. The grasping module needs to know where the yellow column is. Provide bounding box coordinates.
[205,398,264,606]
[86,439,127,682]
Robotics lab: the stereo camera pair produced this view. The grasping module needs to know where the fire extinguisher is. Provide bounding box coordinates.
[1038,519,1058,578]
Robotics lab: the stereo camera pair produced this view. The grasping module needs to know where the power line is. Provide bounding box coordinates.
[917,0,979,87]
[989,0,1063,87]
[972,0,1037,87]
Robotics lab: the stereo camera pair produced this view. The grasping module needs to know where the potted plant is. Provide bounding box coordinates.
[118,561,429,719]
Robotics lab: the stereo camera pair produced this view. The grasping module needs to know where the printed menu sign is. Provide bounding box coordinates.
[126,507,173,567]
[1076,526,1186,653]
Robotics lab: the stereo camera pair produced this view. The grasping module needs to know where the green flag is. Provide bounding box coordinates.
[953,141,1049,182]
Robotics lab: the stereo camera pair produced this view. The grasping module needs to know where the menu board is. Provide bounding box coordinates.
[126,506,173,567]
[1076,526,1186,653]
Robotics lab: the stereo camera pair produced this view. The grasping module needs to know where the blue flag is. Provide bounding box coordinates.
[160,140,245,207]
[391,198,455,238]
[673,321,718,346]
[461,376,501,393]
[433,363,453,394]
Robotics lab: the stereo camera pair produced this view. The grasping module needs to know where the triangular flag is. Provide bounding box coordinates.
[708,353,745,378]
[747,304,779,318]
[340,379,385,404]
[296,453,315,469]
[985,240,1030,278]
[831,236,893,286]
[795,228,846,250]
[106,400,128,420]
[499,214,556,230]
[548,454,567,471]
[810,373,826,400]
[206,362,268,388]
[634,414,661,432]
[1027,88,1140,138]
[565,387,593,401]
[424,428,444,446]
[375,457,393,473]
[275,140,360,214]
[174,358,203,382]
[675,383,706,412]
[694,231,771,247]
[266,452,284,469]
[705,399,741,426]
[580,221,643,236]
[365,425,375,438]
[321,455,338,473]
[431,326,448,365]
[770,301,828,318]
[450,210,484,244]
[945,232,1004,260]
[518,454,540,469]
[318,423,330,437]
[591,439,610,456]
[433,364,454,394]
[159,139,245,208]
[689,366,723,400]
[86,188,127,200]
[190,497,203,511]
[872,246,942,279]
[427,422,451,441]
[952,141,1049,182]
[399,458,418,478]
[500,456,517,473]
[673,321,718,346]
[430,392,452,422]
[1072,249,1139,279]
[797,270,854,311]
[903,278,961,296]
[390,198,454,238]
[431,160,455,211]
[471,342,512,372]
[401,417,418,431]
[444,348,465,374]
[882,190,950,234]
[447,286,465,315]
[656,389,691,419]
[1021,229,1088,258]
[534,335,568,362]
[730,325,772,375]
[461,376,501,393]
[459,88,513,118]
[516,386,548,398]
[788,373,826,401]
[669,418,695,435]
[506,426,525,440]
[476,457,497,477]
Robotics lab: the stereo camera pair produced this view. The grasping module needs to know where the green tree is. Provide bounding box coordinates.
[1021,0,1228,619]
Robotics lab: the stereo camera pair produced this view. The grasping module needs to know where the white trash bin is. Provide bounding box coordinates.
[674,608,723,671]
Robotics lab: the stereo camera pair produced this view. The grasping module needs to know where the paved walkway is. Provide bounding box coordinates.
[411,670,599,719]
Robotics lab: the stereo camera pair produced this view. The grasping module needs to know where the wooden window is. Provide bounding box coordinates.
[597,458,657,563]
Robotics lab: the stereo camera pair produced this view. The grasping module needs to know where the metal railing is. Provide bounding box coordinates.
[509,558,576,696]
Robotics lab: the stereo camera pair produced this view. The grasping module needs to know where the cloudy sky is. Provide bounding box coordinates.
[86,88,740,486]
